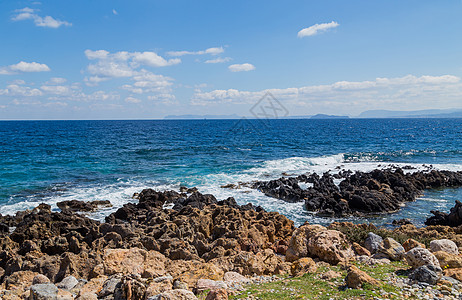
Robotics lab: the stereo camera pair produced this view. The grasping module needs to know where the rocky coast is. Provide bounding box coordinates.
[2,168,462,299]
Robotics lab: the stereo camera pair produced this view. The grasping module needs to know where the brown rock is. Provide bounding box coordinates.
[290,257,317,277]
[196,279,227,293]
[103,248,166,277]
[352,242,371,256]
[402,239,426,252]
[321,270,342,280]
[434,251,462,269]
[345,265,379,289]
[444,268,462,281]
[306,229,354,265]
[378,238,405,261]
[205,289,228,300]
[4,270,39,291]
[153,289,198,300]
[32,274,51,285]
[167,260,224,288]
[285,225,325,262]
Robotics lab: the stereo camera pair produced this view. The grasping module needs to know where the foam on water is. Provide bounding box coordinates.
[1,152,462,227]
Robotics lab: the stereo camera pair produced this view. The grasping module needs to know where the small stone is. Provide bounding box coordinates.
[56,275,79,291]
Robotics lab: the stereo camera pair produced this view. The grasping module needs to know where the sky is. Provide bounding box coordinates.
[0,0,462,119]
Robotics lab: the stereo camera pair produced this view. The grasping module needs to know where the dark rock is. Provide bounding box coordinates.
[426,200,462,227]
[409,265,442,285]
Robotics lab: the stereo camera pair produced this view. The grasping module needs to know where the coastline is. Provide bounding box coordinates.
[2,181,462,299]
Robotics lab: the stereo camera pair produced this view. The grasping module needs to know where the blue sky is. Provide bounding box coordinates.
[0,0,462,119]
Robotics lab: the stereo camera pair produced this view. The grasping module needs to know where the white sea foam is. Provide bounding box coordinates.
[1,153,462,227]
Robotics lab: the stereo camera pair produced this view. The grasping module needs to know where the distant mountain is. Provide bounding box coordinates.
[310,114,350,119]
[358,109,462,118]
[164,114,241,120]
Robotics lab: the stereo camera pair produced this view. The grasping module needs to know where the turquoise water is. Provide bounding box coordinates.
[1,119,462,226]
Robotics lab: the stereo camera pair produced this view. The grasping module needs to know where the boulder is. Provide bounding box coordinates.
[290,257,317,277]
[345,265,379,289]
[4,270,39,290]
[405,248,440,268]
[32,274,51,285]
[429,239,459,255]
[378,237,405,261]
[285,225,325,262]
[402,239,425,252]
[409,265,442,285]
[364,232,383,254]
[223,272,250,284]
[205,289,228,300]
[305,229,354,264]
[433,251,462,269]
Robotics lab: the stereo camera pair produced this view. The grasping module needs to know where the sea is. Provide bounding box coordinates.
[1,118,462,227]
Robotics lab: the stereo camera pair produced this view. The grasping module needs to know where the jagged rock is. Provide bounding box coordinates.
[4,270,39,290]
[103,248,167,277]
[364,232,383,254]
[32,274,51,285]
[57,200,112,213]
[306,229,354,264]
[402,239,425,252]
[285,224,325,262]
[426,200,462,227]
[405,248,440,268]
[409,265,442,285]
[345,265,379,289]
[429,239,459,255]
[98,276,121,297]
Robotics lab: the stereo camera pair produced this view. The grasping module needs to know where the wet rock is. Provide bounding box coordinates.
[345,265,379,289]
[426,200,462,227]
[57,200,112,213]
[429,239,459,255]
[405,248,440,268]
[364,232,383,254]
[409,265,442,285]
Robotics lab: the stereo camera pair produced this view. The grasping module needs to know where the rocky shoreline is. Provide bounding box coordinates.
[1,173,462,299]
[251,168,462,217]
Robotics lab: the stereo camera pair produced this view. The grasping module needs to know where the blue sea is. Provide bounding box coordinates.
[1,118,462,227]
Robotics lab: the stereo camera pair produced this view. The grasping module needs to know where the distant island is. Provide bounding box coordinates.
[163,109,462,120]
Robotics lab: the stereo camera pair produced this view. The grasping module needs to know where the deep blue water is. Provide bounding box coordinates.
[1,118,462,226]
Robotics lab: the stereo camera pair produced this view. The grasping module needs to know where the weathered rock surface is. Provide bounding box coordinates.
[409,265,442,285]
[405,248,440,268]
[378,237,405,261]
[402,239,425,252]
[364,232,383,254]
[426,200,462,227]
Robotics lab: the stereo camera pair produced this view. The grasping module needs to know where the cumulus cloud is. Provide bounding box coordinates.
[167,47,224,57]
[12,7,71,28]
[228,63,255,72]
[191,74,462,114]
[205,57,232,64]
[298,21,339,38]
[131,52,180,67]
[0,61,50,75]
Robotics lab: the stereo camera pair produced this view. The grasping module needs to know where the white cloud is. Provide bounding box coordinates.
[0,61,50,75]
[191,74,462,114]
[298,21,339,38]
[84,50,179,82]
[125,96,141,103]
[5,84,43,97]
[131,52,180,67]
[167,47,224,57]
[205,57,232,64]
[40,85,70,95]
[112,9,118,15]
[228,63,255,72]
[12,7,71,28]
